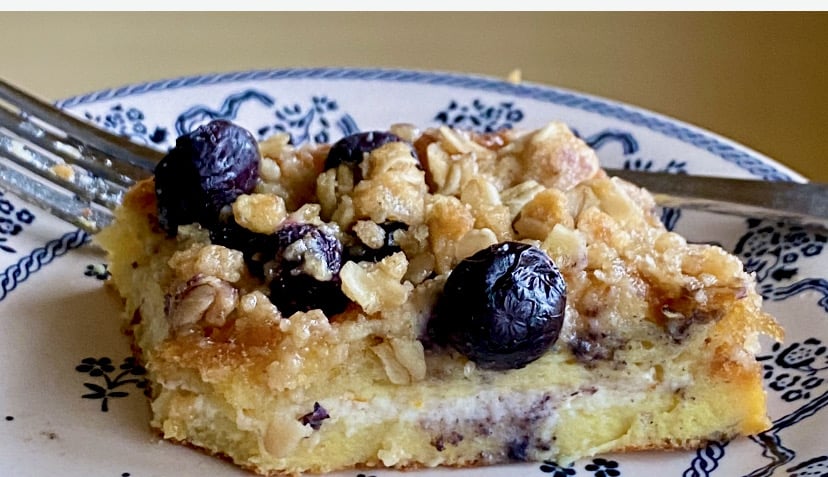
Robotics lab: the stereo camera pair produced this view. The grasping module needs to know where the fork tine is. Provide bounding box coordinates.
[0,104,140,188]
[0,127,127,211]
[0,78,168,233]
[0,78,164,172]
[0,160,111,234]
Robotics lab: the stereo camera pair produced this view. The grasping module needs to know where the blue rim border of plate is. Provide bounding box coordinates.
[54,67,793,182]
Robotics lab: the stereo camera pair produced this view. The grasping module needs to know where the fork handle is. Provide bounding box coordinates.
[608,168,828,225]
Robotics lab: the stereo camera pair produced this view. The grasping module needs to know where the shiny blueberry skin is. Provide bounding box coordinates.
[431,242,566,370]
[154,120,259,234]
[265,223,350,317]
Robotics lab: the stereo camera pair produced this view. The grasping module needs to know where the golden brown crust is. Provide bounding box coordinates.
[122,178,159,218]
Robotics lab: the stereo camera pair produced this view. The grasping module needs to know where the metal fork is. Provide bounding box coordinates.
[0,78,826,236]
[0,78,164,233]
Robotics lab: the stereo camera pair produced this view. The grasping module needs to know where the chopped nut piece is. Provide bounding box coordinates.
[426,195,474,274]
[353,220,387,249]
[501,180,545,218]
[371,337,426,384]
[168,243,244,283]
[460,177,513,240]
[232,193,287,234]
[514,188,574,240]
[518,122,601,190]
[437,126,490,156]
[340,252,412,315]
[166,275,238,332]
[389,123,420,143]
[352,142,427,224]
[454,228,498,261]
[543,224,588,270]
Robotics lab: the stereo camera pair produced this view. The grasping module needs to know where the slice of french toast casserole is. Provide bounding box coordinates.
[96,119,782,476]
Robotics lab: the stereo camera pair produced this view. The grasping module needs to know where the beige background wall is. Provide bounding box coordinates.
[2,12,826,181]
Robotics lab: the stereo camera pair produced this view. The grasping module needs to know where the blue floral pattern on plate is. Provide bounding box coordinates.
[1,68,823,477]
[0,191,36,254]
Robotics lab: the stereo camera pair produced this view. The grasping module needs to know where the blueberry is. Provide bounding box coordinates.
[347,221,408,263]
[154,120,260,234]
[209,219,275,277]
[324,131,419,181]
[264,223,350,317]
[211,221,350,316]
[431,242,566,370]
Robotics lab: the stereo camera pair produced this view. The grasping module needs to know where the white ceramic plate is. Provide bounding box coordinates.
[1,68,826,477]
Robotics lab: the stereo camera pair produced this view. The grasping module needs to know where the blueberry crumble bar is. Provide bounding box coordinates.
[97,119,782,475]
